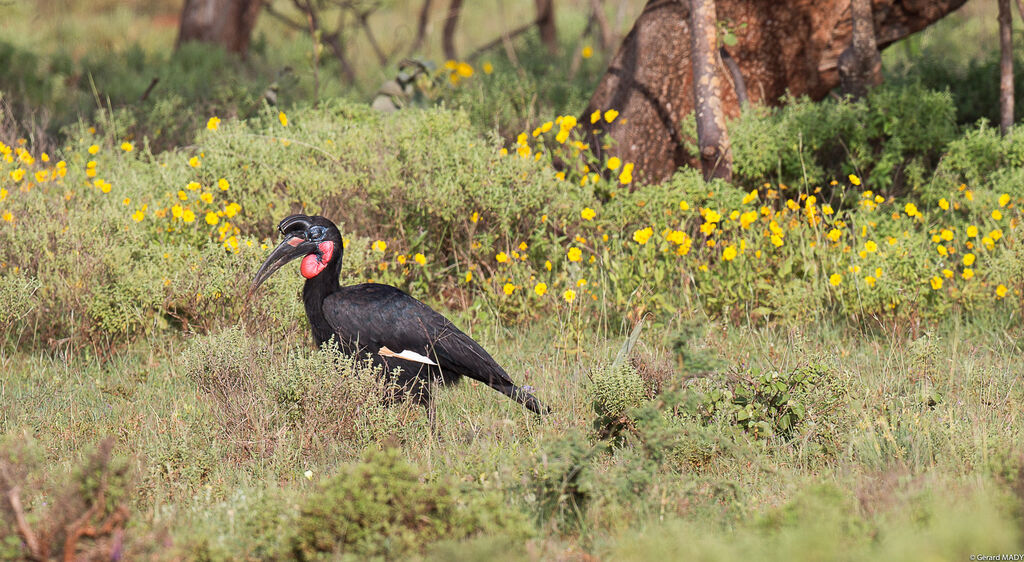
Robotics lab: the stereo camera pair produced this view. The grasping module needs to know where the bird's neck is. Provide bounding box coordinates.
[302,256,342,347]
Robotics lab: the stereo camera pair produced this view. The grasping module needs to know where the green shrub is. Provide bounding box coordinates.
[0,270,38,342]
[290,447,528,559]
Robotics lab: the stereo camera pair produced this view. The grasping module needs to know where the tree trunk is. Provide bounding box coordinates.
[1000,0,1014,135]
[535,0,558,54]
[410,0,433,54]
[177,0,262,56]
[443,0,464,60]
[689,0,732,181]
[583,0,968,184]
[838,0,883,98]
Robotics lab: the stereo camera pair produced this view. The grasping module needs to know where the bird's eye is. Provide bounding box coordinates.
[308,226,327,240]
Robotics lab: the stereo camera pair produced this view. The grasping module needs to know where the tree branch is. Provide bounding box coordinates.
[7,486,44,560]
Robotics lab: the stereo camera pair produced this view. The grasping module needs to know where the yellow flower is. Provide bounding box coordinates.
[207,116,221,131]
[464,271,473,283]
[88,144,100,155]
[679,200,690,211]
[991,229,1003,241]
[397,254,407,265]
[992,209,1003,221]
[122,197,131,205]
[827,229,842,242]
[604,109,619,123]
[962,268,975,280]
[172,204,183,218]
[455,62,473,77]
[372,240,386,252]
[580,207,596,221]
[606,156,622,171]
[279,111,288,127]
[189,156,200,168]
[567,247,583,262]
[937,245,948,257]
[224,202,241,218]
[187,181,200,191]
[581,46,593,59]
[963,253,975,266]
[864,240,878,252]
[770,234,783,247]
[132,209,145,222]
[200,192,213,204]
[503,283,515,295]
[496,251,509,263]
[741,190,758,205]
[739,210,757,229]
[182,209,196,223]
[576,278,587,287]
[534,282,547,296]
[999,193,1011,207]
[590,110,601,124]
[930,276,943,290]
[1,211,12,222]
[10,169,24,182]
[829,273,842,286]
[482,62,494,74]
[632,227,653,245]
[121,142,133,152]
[996,284,1008,298]
[942,269,954,279]
[0,188,6,201]
[413,253,426,266]
[904,203,919,218]
[849,174,861,186]
[938,198,949,210]
[865,276,876,287]
[205,212,219,225]
[722,245,737,261]
[563,288,576,302]
[967,225,979,237]
[619,162,633,184]
[517,144,531,158]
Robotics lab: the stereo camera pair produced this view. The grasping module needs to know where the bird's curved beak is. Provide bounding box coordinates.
[250,234,314,293]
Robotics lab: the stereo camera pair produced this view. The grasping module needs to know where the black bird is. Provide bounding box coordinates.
[251,214,547,414]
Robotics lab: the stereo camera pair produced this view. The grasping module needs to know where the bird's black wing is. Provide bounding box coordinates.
[322,283,546,413]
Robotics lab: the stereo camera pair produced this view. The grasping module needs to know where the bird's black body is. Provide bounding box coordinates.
[252,214,546,414]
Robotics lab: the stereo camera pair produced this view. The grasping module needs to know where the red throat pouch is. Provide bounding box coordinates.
[300,241,334,278]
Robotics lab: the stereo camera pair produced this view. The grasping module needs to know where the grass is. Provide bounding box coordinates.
[2,316,1022,558]
[1,0,1023,558]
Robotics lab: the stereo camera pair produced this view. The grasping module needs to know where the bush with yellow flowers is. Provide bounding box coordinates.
[2,92,1024,349]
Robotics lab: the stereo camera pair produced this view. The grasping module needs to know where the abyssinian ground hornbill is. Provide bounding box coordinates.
[251,214,548,414]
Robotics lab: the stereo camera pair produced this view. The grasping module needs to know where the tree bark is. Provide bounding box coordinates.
[443,0,464,60]
[177,0,262,56]
[689,0,732,181]
[582,0,969,184]
[410,0,433,54]
[535,0,558,54]
[838,0,882,98]
[1000,0,1014,135]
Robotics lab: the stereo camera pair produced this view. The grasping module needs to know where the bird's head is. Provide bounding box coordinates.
[251,214,342,291]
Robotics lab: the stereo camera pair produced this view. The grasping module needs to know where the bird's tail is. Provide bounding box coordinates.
[509,385,550,415]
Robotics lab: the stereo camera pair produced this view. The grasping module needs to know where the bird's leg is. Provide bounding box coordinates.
[428,369,441,439]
